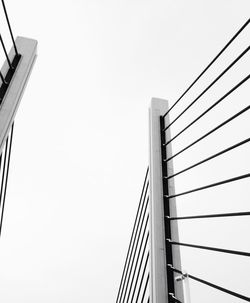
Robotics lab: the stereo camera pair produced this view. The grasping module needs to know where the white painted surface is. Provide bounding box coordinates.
[149,98,169,303]
[149,98,183,303]
[183,273,192,303]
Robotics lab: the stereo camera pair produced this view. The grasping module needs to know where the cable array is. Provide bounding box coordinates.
[116,168,150,303]
[162,18,250,119]
[116,18,250,303]
[160,18,250,302]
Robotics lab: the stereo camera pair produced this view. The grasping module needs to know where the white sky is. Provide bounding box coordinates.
[0,0,249,302]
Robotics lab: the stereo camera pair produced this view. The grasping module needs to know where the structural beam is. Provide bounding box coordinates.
[149,98,183,303]
[0,36,37,153]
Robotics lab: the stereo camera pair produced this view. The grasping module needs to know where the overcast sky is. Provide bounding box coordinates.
[0,0,249,302]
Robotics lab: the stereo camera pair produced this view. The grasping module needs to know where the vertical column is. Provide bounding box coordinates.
[149,98,183,303]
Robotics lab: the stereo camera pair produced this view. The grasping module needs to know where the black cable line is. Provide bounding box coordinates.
[116,168,149,303]
[0,70,7,84]
[0,136,8,211]
[1,0,18,55]
[135,252,149,303]
[0,72,7,84]
[166,173,250,199]
[168,265,250,302]
[118,191,149,303]
[164,74,250,146]
[0,123,14,237]
[0,154,2,203]
[162,18,250,118]
[0,34,12,68]
[118,193,149,303]
[167,211,250,221]
[162,45,250,132]
[125,232,149,303]
[140,273,149,303]
[165,137,250,180]
[121,210,149,303]
[130,234,149,303]
[167,239,250,257]
[166,105,250,162]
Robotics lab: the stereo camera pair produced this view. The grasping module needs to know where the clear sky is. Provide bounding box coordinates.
[0,0,249,302]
